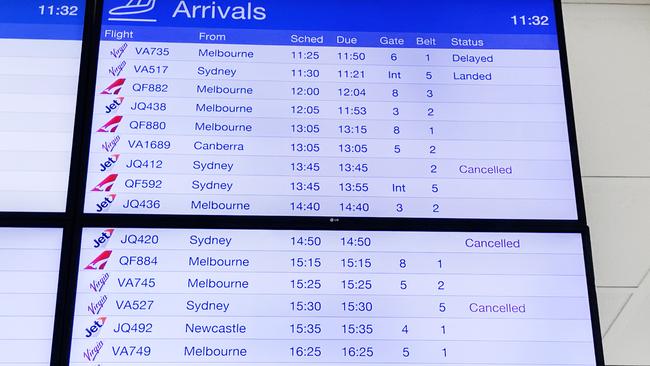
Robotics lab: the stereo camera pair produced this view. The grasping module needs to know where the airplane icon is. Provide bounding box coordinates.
[108,0,157,22]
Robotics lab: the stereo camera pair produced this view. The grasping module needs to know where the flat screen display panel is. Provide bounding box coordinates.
[0,227,63,365]
[70,228,596,365]
[84,0,578,219]
[0,1,85,212]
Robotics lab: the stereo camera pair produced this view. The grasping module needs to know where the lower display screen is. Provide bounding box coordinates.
[0,227,62,366]
[70,228,596,365]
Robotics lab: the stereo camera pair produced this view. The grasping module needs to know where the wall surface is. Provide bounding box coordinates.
[561,1,650,365]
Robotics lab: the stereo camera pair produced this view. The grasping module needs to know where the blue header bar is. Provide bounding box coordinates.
[0,24,83,40]
[0,0,85,40]
[101,0,558,35]
[101,25,559,50]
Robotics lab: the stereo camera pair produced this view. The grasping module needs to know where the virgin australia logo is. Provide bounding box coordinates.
[108,0,157,22]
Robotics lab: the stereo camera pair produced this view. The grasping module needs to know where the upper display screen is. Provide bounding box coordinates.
[84,0,578,219]
[0,0,85,212]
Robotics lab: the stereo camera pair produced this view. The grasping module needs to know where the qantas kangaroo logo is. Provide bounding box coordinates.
[97,116,123,132]
[85,251,113,270]
[91,174,118,192]
[101,79,126,95]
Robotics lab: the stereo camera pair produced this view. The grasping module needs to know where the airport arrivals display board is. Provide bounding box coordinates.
[84,0,581,220]
[70,228,597,365]
[0,0,85,212]
[0,1,602,366]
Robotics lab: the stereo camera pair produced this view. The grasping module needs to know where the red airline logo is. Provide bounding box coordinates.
[91,174,118,192]
[97,116,123,132]
[100,78,126,95]
[85,251,113,270]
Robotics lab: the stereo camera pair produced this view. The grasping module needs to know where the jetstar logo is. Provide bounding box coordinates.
[104,97,124,114]
[85,316,108,338]
[89,273,110,292]
[83,340,104,361]
[91,174,118,192]
[100,154,120,172]
[85,251,113,270]
[97,116,123,132]
[109,60,127,77]
[96,194,117,213]
[100,78,126,95]
[93,229,115,248]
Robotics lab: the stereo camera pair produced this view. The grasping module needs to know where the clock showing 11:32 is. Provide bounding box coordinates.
[39,4,80,16]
